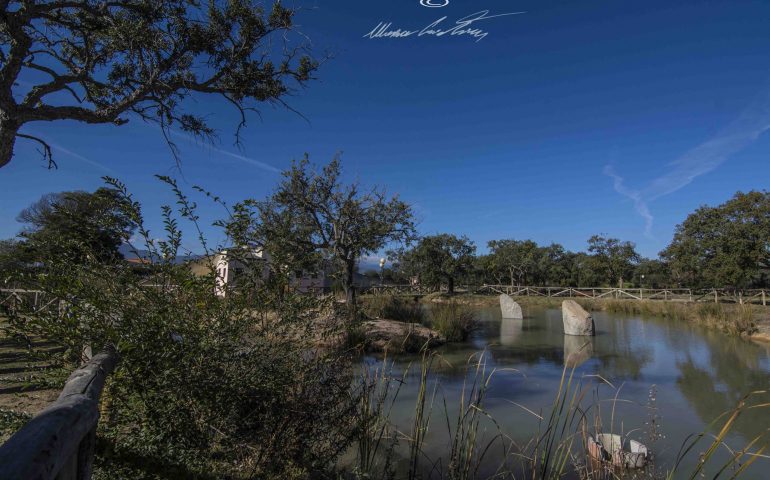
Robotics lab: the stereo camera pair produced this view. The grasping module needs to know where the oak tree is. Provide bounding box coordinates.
[241,156,415,312]
[0,0,318,168]
[661,191,770,288]
[16,188,134,263]
[397,234,476,294]
[586,235,640,287]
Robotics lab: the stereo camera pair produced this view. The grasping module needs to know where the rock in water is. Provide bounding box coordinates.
[562,300,595,336]
[499,294,523,319]
[361,319,446,353]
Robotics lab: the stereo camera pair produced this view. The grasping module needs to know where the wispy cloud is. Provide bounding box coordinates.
[23,130,115,174]
[169,130,281,173]
[49,142,116,174]
[605,87,770,238]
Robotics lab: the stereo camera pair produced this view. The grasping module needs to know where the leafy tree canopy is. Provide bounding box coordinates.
[396,233,476,293]
[585,235,640,287]
[0,0,319,168]
[227,155,416,308]
[16,188,135,264]
[661,191,770,288]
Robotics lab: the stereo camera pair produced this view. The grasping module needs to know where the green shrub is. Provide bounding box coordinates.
[6,178,359,479]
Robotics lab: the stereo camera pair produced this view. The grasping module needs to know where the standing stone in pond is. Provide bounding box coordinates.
[562,300,595,336]
[499,294,523,319]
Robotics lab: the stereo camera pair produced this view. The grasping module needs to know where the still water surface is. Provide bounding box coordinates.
[361,305,770,478]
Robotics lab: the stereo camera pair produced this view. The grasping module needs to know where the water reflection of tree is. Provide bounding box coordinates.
[591,314,653,380]
[676,336,770,442]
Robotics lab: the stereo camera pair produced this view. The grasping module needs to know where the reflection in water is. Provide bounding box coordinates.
[676,331,770,442]
[367,305,770,479]
[564,335,593,368]
[500,317,523,345]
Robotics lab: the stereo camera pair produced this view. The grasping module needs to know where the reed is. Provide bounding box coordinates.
[426,301,478,342]
[351,350,769,479]
[667,390,769,479]
[354,356,404,479]
[361,295,425,323]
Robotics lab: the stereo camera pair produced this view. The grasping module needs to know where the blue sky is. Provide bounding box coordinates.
[2,0,770,259]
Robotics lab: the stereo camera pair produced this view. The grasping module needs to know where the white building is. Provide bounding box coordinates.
[212,248,270,297]
[194,248,375,297]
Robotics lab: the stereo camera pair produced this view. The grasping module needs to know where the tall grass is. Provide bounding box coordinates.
[361,295,425,323]
[667,390,769,479]
[479,295,757,336]
[427,302,478,342]
[601,300,756,335]
[351,352,769,479]
[354,355,405,479]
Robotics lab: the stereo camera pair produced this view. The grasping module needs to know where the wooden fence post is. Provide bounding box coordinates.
[0,349,118,480]
[763,290,766,306]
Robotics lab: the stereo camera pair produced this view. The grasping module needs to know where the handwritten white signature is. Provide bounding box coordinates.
[363,10,526,43]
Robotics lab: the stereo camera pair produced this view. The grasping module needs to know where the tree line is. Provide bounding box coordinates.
[380,193,770,292]
[2,162,769,299]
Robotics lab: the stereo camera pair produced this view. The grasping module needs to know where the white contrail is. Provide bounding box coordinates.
[169,130,281,173]
[22,130,115,173]
[48,142,116,174]
[605,87,770,237]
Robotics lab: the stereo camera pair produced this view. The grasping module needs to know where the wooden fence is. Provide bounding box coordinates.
[0,350,118,480]
[0,288,62,313]
[360,284,769,305]
[478,285,768,305]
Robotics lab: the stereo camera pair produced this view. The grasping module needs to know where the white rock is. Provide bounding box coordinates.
[499,294,523,319]
[562,300,595,336]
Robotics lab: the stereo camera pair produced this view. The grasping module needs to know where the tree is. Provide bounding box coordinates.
[397,234,476,294]
[0,0,319,168]
[0,239,25,284]
[634,259,670,288]
[486,239,540,286]
[539,242,570,286]
[17,188,134,263]
[586,235,640,287]
[661,191,770,288]
[246,156,415,312]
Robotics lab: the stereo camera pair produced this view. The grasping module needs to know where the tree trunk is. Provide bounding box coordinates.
[0,116,19,169]
[344,259,357,319]
[447,276,455,294]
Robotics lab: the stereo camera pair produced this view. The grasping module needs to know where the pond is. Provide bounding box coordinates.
[358,303,770,479]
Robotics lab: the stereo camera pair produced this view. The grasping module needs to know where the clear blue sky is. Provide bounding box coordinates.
[2,0,770,259]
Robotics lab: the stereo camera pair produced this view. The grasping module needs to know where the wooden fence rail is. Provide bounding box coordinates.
[478,285,768,305]
[359,284,769,306]
[0,349,118,480]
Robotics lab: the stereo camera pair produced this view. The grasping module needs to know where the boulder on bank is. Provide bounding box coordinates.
[562,300,595,336]
[362,319,446,353]
[499,294,523,319]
